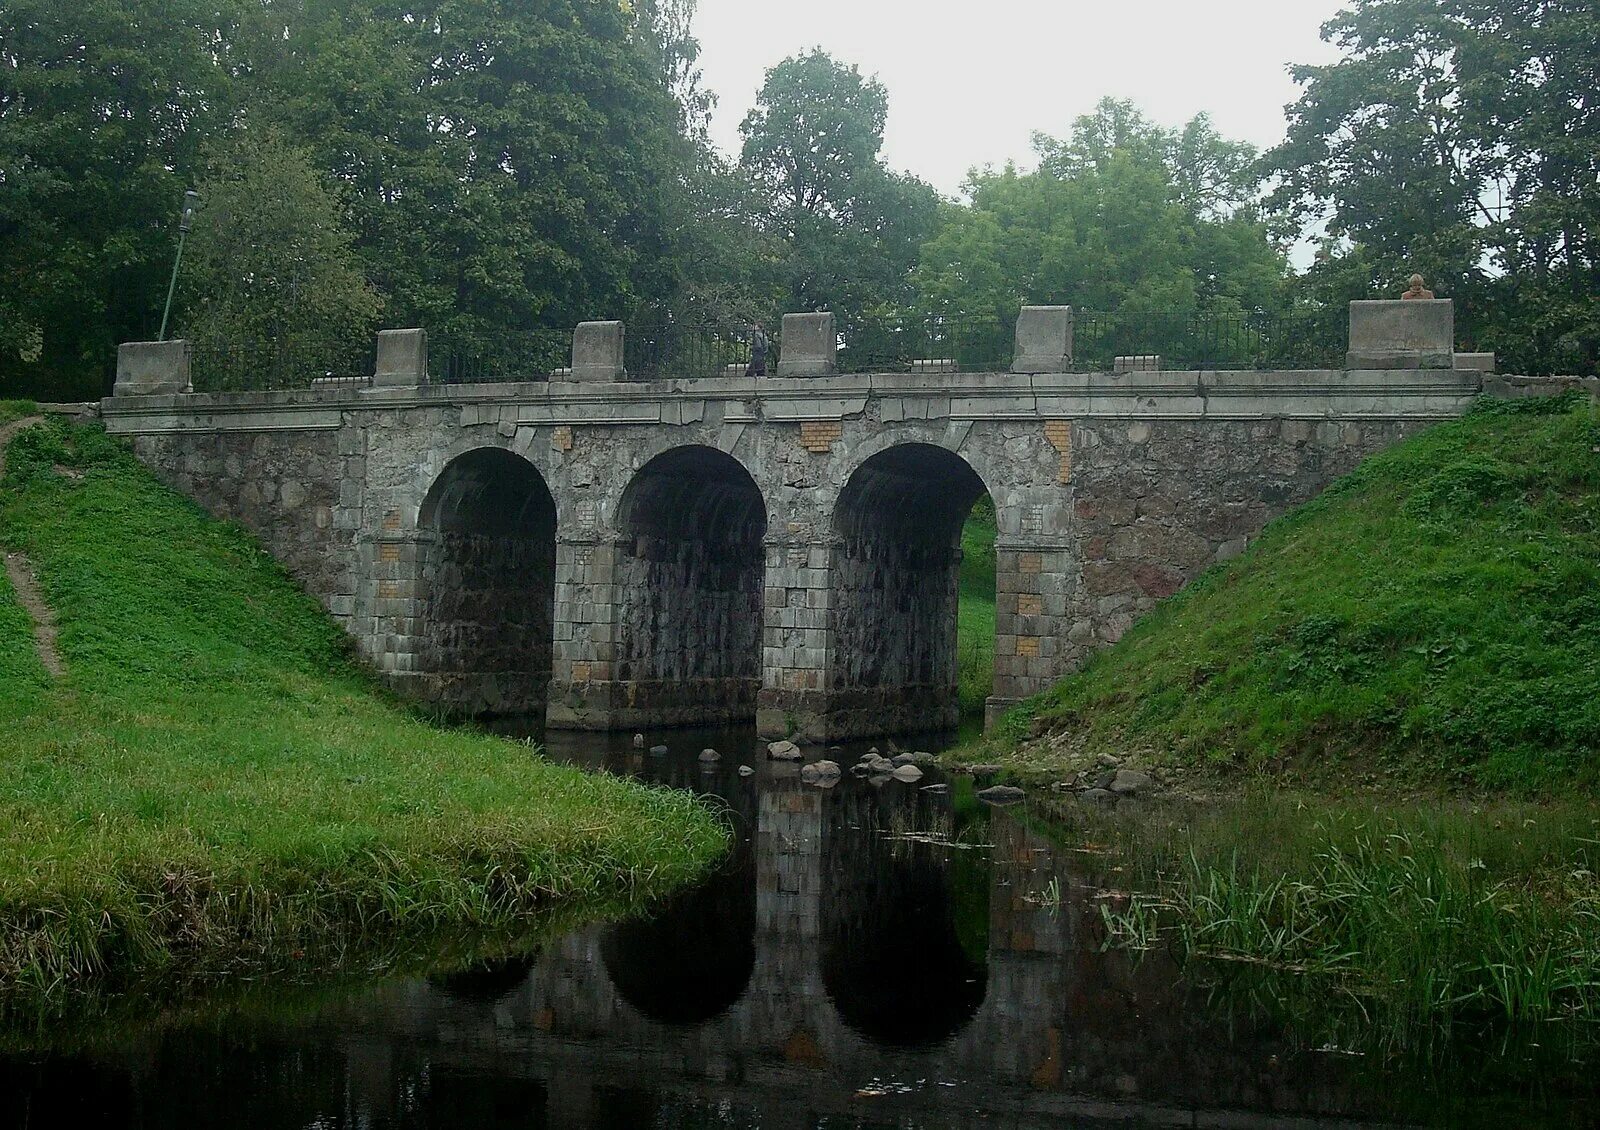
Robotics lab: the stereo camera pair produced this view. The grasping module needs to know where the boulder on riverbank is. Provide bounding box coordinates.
[767,740,802,760]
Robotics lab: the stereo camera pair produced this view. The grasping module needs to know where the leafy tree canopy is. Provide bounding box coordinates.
[1268,0,1600,373]
[915,99,1287,319]
[738,50,940,321]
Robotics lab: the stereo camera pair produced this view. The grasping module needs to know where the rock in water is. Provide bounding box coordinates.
[866,756,895,775]
[891,764,924,783]
[801,759,841,786]
[632,733,645,749]
[698,748,720,762]
[737,765,755,777]
[1080,788,1117,803]
[766,739,802,760]
[1109,768,1153,796]
[976,784,1026,805]
[649,744,669,756]
[920,782,950,794]
[891,751,936,767]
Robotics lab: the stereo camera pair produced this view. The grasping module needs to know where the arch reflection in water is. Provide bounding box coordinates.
[600,762,757,1027]
[821,784,988,1046]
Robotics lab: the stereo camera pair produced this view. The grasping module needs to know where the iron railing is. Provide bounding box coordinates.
[1071,308,1351,371]
[836,313,1013,374]
[431,329,568,384]
[624,322,768,381]
[189,337,376,392]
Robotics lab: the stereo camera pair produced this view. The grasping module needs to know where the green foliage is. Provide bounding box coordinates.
[957,498,997,718]
[1270,0,1600,374]
[0,419,728,998]
[0,0,238,398]
[1048,794,1600,1059]
[739,51,940,319]
[970,395,1600,792]
[178,131,381,347]
[915,99,1287,319]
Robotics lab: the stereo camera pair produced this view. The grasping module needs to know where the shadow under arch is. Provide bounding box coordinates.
[611,445,767,727]
[415,447,556,716]
[820,784,987,1047]
[828,442,991,737]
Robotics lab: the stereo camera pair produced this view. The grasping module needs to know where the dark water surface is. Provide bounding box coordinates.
[1,727,1586,1128]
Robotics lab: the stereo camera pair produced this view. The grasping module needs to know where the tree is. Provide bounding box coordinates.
[1267,0,1600,373]
[738,51,939,319]
[177,131,381,347]
[916,100,1286,320]
[0,0,242,397]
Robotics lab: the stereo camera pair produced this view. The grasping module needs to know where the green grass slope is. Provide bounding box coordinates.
[958,497,997,718]
[969,394,1600,791]
[0,417,728,998]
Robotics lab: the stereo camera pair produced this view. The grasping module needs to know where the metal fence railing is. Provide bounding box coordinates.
[1071,308,1351,371]
[189,337,376,392]
[431,329,568,384]
[836,314,1013,374]
[623,322,767,381]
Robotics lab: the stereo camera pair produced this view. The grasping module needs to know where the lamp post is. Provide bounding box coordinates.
[157,189,201,342]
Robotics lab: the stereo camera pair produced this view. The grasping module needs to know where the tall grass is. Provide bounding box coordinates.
[1052,794,1600,1056]
[957,496,996,717]
[0,417,729,1005]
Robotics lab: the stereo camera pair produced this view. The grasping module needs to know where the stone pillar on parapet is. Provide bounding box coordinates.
[571,320,625,382]
[1346,299,1455,369]
[1012,306,1073,374]
[370,328,428,388]
[113,340,192,396]
[775,312,836,377]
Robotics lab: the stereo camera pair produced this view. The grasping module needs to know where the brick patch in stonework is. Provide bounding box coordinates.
[1019,552,1043,575]
[1016,637,1041,658]
[799,421,843,453]
[552,425,574,452]
[1043,420,1072,484]
[378,543,401,563]
[1018,593,1043,616]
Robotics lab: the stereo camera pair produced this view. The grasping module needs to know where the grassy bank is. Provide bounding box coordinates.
[957,497,997,718]
[1037,794,1600,1065]
[0,412,728,1001]
[960,394,1600,792]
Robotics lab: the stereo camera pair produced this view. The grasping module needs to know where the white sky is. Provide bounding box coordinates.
[693,0,1348,197]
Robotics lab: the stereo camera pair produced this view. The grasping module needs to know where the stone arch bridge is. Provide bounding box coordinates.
[102,304,1482,739]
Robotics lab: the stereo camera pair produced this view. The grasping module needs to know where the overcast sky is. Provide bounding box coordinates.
[692,0,1349,197]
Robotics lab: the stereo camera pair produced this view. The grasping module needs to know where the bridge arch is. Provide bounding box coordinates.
[827,442,993,737]
[412,446,557,715]
[611,444,767,726]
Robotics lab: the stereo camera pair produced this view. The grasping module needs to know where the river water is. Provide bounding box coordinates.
[1,726,1588,1127]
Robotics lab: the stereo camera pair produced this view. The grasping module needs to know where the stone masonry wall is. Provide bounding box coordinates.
[127,428,356,619]
[104,367,1479,739]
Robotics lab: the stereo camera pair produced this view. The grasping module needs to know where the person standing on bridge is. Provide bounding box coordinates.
[745,321,769,377]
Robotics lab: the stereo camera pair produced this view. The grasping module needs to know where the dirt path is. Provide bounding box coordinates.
[0,415,64,677]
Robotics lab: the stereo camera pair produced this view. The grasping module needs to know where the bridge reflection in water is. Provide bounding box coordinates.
[4,733,1399,1128]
